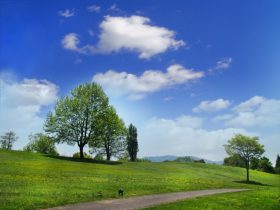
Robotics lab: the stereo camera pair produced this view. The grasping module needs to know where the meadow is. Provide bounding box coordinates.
[0,149,279,210]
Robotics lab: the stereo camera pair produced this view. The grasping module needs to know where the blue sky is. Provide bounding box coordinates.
[0,0,280,162]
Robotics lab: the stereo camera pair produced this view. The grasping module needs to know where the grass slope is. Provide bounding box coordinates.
[0,150,279,210]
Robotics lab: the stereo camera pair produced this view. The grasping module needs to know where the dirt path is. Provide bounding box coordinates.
[45,188,247,210]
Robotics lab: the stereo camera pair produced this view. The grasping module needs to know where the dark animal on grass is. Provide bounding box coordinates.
[118,189,124,196]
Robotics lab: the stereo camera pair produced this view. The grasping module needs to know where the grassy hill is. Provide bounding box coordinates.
[0,150,279,210]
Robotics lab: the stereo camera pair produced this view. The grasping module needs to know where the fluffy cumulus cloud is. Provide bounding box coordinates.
[140,115,250,160]
[224,96,280,128]
[0,73,58,149]
[96,15,185,58]
[62,15,185,59]
[93,64,204,99]
[58,9,75,18]
[193,99,231,113]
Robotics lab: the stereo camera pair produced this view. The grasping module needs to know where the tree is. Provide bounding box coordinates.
[73,152,91,159]
[24,133,58,156]
[90,105,127,160]
[44,83,109,159]
[0,131,18,150]
[127,124,138,161]
[224,154,246,168]
[275,154,280,174]
[224,134,264,182]
[258,157,274,173]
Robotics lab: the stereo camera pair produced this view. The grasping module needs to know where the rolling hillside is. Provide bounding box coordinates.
[0,150,279,210]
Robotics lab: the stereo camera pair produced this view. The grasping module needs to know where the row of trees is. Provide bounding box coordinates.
[224,134,280,182]
[44,83,138,161]
[1,83,139,161]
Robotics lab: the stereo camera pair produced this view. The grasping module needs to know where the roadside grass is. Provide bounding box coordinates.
[0,149,279,210]
[142,188,280,210]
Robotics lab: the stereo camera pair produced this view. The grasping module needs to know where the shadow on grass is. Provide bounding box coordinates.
[46,155,123,165]
[234,180,272,186]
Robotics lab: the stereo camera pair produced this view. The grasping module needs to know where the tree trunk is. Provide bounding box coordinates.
[79,145,84,159]
[106,153,111,161]
[246,159,250,182]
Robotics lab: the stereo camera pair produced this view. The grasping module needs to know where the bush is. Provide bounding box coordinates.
[24,133,58,156]
[73,152,91,159]
[194,159,205,163]
[136,158,151,162]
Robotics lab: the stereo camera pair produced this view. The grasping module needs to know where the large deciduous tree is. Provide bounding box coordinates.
[44,83,108,159]
[127,124,138,161]
[0,131,18,150]
[224,134,264,182]
[90,105,127,160]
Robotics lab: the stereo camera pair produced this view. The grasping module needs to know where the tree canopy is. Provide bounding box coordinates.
[0,131,18,150]
[127,124,138,161]
[224,134,264,182]
[24,133,58,156]
[90,105,127,160]
[44,83,109,158]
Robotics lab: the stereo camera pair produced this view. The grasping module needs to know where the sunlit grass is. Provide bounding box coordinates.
[0,149,279,210]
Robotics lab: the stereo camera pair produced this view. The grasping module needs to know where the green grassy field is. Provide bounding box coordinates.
[0,150,279,210]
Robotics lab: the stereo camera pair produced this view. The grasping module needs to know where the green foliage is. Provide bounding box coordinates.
[136,158,151,162]
[90,105,127,160]
[1,150,280,210]
[194,159,205,163]
[224,134,265,182]
[275,154,280,174]
[175,156,193,162]
[23,133,58,156]
[73,152,92,159]
[250,156,274,173]
[0,131,18,150]
[224,154,246,168]
[127,124,138,161]
[93,153,104,161]
[257,157,275,173]
[44,83,109,159]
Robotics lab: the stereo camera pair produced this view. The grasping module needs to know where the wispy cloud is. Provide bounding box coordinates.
[108,4,122,13]
[226,96,280,128]
[58,9,75,18]
[87,5,101,13]
[209,57,233,74]
[193,99,231,113]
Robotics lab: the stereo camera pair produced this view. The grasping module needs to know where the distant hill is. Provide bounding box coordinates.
[144,155,223,165]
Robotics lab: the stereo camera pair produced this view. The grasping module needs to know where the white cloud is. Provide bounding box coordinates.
[93,64,204,99]
[108,4,122,13]
[62,15,185,59]
[225,96,280,128]
[87,5,101,13]
[233,96,265,112]
[0,73,58,149]
[97,16,185,59]
[209,58,232,74]
[193,99,231,113]
[61,33,94,54]
[140,115,250,160]
[216,58,232,70]
[62,33,81,52]
[58,9,75,18]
